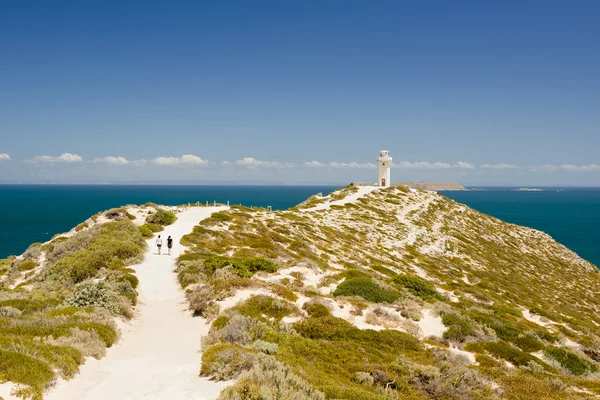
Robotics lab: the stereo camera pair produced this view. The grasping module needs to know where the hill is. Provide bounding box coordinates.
[178,185,600,399]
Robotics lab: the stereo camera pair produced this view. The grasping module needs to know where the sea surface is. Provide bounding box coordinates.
[0,185,598,268]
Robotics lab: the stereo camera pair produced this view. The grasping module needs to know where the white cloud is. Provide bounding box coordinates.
[394,161,451,169]
[560,164,600,172]
[304,160,375,169]
[0,153,10,161]
[329,162,376,169]
[93,156,130,165]
[456,161,475,169]
[393,161,477,170]
[529,164,600,173]
[31,153,83,163]
[233,157,296,168]
[529,164,559,172]
[481,164,517,169]
[153,154,209,166]
[304,161,327,168]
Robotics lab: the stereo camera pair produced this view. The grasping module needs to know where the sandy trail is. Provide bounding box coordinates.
[46,207,230,400]
[302,185,380,212]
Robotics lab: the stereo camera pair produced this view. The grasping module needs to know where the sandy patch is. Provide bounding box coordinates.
[417,309,446,338]
[301,186,381,212]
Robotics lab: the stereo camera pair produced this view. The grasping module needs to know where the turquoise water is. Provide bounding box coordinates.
[1,185,598,268]
[443,187,600,268]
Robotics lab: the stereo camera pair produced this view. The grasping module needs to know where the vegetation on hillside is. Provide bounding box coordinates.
[178,185,600,399]
[0,218,147,398]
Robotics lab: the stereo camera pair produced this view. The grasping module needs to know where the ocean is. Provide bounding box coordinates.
[0,185,598,268]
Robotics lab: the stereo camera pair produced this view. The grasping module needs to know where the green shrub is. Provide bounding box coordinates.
[204,256,278,277]
[493,322,525,342]
[544,346,598,375]
[245,257,278,273]
[142,223,164,233]
[212,316,230,330]
[392,274,444,301]
[0,321,116,347]
[119,273,139,289]
[304,303,331,318]
[0,336,83,379]
[65,280,124,316]
[139,224,154,238]
[18,260,38,271]
[217,354,325,400]
[46,306,94,317]
[0,298,61,314]
[207,211,233,222]
[492,304,522,317]
[467,341,553,371]
[48,221,146,283]
[514,334,545,352]
[76,322,118,346]
[146,209,177,226]
[270,284,299,302]
[177,252,204,263]
[442,313,475,342]
[0,258,10,275]
[0,349,54,393]
[201,343,257,380]
[256,328,421,398]
[293,316,357,340]
[370,265,396,277]
[215,314,262,346]
[251,339,279,354]
[333,278,401,303]
[235,295,298,321]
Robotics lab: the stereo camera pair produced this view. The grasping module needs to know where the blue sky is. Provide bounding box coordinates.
[0,1,598,185]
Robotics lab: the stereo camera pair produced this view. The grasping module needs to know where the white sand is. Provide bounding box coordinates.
[0,383,17,400]
[302,186,380,212]
[521,309,553,327]
[417,309,446,338]
[46,207,231,400]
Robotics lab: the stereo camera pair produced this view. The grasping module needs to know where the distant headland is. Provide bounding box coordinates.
[354,181,466,191]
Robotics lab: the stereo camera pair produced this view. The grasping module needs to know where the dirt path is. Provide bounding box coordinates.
[46,207,230,400]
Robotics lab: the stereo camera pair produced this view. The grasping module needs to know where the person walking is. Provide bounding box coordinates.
[167,235,173,256]
[156,235,163,255]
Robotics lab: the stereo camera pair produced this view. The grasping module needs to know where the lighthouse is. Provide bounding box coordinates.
[377,150,392,187]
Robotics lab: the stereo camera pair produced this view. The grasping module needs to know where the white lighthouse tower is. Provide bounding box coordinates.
[377,150,392,187]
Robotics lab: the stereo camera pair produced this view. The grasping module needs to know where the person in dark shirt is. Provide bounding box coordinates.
[167,236,173,256]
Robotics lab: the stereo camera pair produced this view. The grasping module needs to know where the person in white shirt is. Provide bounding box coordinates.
[156,235,163,255]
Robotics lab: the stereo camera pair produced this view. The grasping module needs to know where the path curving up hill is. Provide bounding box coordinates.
[45,207,231,400]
